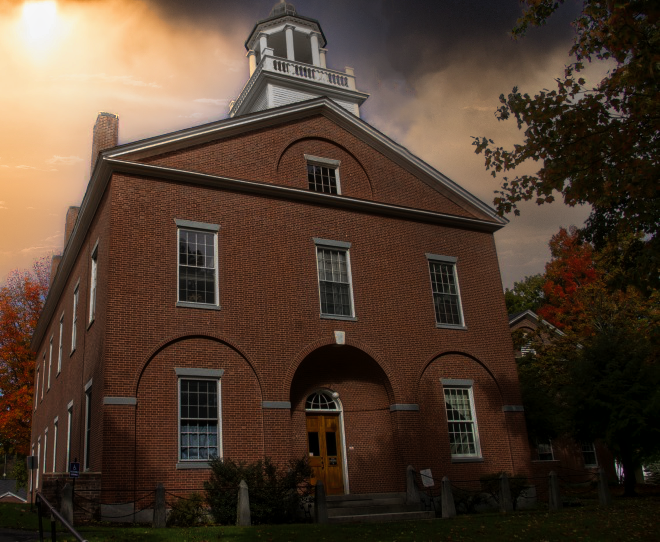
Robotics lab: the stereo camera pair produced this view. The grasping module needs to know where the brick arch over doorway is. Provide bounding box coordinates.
[289,345,402,495]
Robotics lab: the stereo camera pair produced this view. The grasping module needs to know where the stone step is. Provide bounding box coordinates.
[327,496,406,509]
[329,510,436,524]
[328,503,421,517]
[326,492,407,503]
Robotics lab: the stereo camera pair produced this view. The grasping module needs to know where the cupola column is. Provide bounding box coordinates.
[247,50,257,76]
[284,24,295,61]
[319,48,327,68]
[258,32,269,57]
[309,31,321,67]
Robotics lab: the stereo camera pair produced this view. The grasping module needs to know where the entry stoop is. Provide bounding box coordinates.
[326,492,435,524]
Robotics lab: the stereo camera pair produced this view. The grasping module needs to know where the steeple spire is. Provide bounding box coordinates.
[229,2,368,118]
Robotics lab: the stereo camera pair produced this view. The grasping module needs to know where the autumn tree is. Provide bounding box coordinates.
[519,227,659,495]
[0,259,49,455]
[504,273,545,314]
[473,0,659,289]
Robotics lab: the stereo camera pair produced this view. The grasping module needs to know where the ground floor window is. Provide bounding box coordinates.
[536,438,555,461]
[582,442,597,467]
[442,379,481,458]
[179,378,220,461]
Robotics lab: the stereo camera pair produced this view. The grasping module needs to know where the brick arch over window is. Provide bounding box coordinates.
[275,137,374,198]
[133,332,263,398]
[416,352,518,475]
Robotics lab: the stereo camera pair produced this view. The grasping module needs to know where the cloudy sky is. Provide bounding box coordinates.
[0,0,593,288]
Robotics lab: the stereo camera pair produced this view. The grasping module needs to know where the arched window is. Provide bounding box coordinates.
[305,390,340,411]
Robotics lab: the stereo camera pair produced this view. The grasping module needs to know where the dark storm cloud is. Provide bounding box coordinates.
[380,0,580,79]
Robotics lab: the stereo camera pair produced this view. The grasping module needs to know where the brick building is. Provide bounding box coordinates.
[30,2,531,506]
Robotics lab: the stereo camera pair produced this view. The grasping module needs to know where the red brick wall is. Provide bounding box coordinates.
[34,113,530,500]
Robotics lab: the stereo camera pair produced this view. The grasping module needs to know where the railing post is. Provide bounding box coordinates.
[314,481,328,524]
[237,479,251,526]
[597,468,612,506]
[406,465,421,505]
[499,473,513,513]
[37,495,44,542]
[441,476,456,519]
[50,512,56,542]
[153,483,166,528]
[548,471,562,511]
[61,483,73,526]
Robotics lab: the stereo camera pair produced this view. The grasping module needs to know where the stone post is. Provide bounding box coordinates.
[152,483,166,528]
[548,471,562,511]
[597,468,612,506]
[314,481,328,523]
[237,479,251,526]
[499,473,513,513]
[60,483,73,526]
[441,476,456,519]
[406,465,421,505]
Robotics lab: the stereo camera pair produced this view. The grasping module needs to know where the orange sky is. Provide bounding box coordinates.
[0,0,594,288]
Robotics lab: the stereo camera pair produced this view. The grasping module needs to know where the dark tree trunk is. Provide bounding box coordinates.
[621,455,637,497]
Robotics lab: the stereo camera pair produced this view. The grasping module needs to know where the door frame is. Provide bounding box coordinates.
[305,389,350,495]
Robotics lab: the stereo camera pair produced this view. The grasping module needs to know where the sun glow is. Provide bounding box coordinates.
[22,1,58,46]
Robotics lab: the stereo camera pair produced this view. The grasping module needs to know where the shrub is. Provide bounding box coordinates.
[480,472,530,510]
[205,456,312,525]
[166,492,208,527]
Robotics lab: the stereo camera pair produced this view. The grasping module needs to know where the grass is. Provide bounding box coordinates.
[1,496,659,541]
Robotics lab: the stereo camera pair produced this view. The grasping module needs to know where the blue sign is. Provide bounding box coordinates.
[69,462,80,478]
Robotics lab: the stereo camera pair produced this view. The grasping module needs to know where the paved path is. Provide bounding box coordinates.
[0,529,38,542]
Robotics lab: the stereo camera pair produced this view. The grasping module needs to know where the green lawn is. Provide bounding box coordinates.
[2,497,659,541]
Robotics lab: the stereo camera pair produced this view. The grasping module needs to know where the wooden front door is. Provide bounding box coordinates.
[306,414,344,495]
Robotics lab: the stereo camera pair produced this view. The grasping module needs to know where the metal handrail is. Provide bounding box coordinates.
[35,492,88,542]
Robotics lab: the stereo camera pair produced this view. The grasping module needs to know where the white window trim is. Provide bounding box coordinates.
[175,219,221,310]
[426,253,466,330]
[84,381,92,471]
[89,240,99,325]
[43,428,48,474]
[36,438,41,489]
[71,280,79,354]
[34,369,39,410]
[442,378,482,460]
[305,154,342,195]
[52,417,58,473]
[175,367,223,469]
[66,400,73,467]
[582,442,598,467]
[47,336,53,390]
[30,444,35,492]
[57,313,64,375]
[313,238,356,321]
[41,353,45,399]
[535,438,555,461]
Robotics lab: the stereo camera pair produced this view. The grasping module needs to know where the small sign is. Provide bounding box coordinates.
[69,462,80,478]
[420,468,434,488]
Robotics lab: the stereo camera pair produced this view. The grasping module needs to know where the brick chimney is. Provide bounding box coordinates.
[64,206,80,249]
[50,255,62,287]
[90,112,119,172]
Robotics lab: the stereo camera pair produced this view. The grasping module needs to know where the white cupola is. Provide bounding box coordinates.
[229,1,369,118]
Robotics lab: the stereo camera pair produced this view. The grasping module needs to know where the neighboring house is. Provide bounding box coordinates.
[509,310,616,480]
[30,1,531,508]
[0,480,27,503]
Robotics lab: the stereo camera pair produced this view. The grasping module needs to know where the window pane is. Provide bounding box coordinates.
[308,163,338,194]
[430,262,462,325]
[180,379,219,461]
[178,229,217,305]
[308,432,320,456]
[444,387,479,457]
[326,431,338,456]
[317,248,352,316]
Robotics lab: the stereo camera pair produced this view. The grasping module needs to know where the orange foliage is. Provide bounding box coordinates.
[0,259,49,454]
[537,226,601,332]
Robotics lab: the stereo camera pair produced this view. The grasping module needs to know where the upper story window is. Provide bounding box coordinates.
[314,238,354,319]
[89,241,99,324]
[426,254,464,328]
[306,155,341,195]
[175,219,220,309]
[71,281,79,353]
[34,369,40,410]
[47,336,53,390]
[57,313,64,375]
